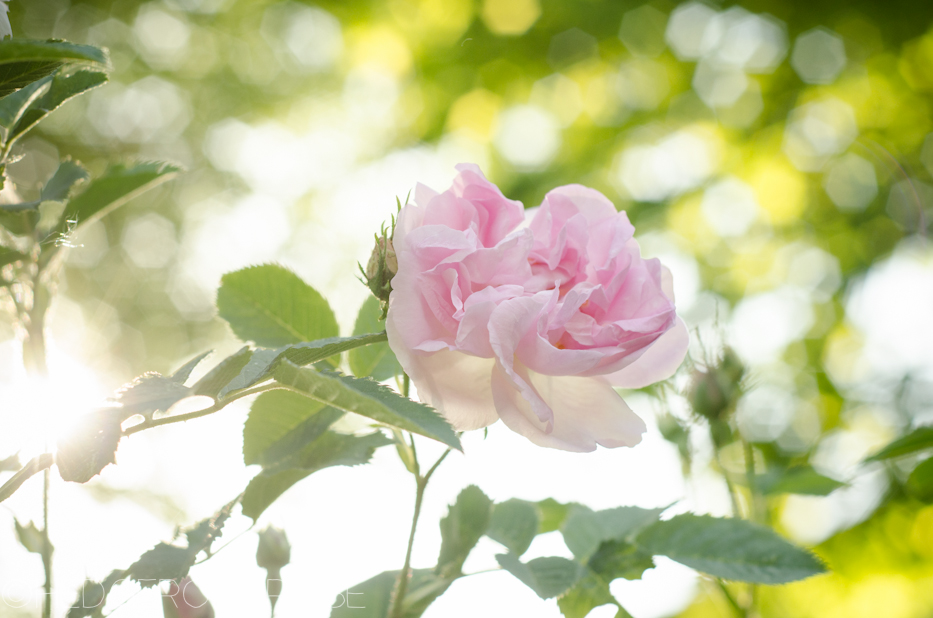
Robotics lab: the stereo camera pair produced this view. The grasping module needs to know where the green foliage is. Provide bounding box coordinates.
[757,466,846,496]
[867,426,933,462]
[906,457,933,502]
[168,350,214,385]
[538,498,573,533]
[437,485,493,577]
[635,514,826,584]
[242,430,392,521]
[191,346,252,398]
[486,498,539,556]
[56,161,182,237]
[495,553,584,600]
[0,74,51,131]
[349,296,402,380]
[557,572,629,618]
[0,39,109,97]
[41,159,90,203]
[330,569,452,618]
[561,505,665,563]
[55,409,123,483]
[217,264,339,348]
[242,390,342,466]
[273,360,462,450]
[112,373,192,419]
[8,70,108,147]
[14,518,45,554]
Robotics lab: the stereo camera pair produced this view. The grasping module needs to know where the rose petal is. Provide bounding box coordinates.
[492,363,647,452]
[605,317,689,389]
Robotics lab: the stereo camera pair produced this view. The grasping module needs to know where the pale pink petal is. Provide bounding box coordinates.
[399,347,499,431]
[491,363,646,452]
[605,317,689,389]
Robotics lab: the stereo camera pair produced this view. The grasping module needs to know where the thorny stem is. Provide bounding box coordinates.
[743,438,764,617]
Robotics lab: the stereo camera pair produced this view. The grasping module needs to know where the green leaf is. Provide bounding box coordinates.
[496,554,583,600]
[56,408,123,483]
[217,264,339,348]
[127,498,236,586]
[243,389,342,466]
[53,161,181,237]
[907,457,933,502]
[0,452,19,471]
[866,426,933,462]
[9,70,108,147]
[0,206,38,235]
[487,499,539,557]
[330,569,453,618]
[112,373,193,420]
[557,572,629,618]
[561,506,665,563]
[274,360,461,451]
[349,296,402,380]
[169,350,213,385]
[41,159,90,203]
[635,514,826,584]
[0,40,109,97]
[0,246,27,268]
[191,346,253,398]
[216,333,389,398]
[0,74,51,131]
[758,466,846,496]
[588,540,655,581]
[67,569,123,618]
[538,498,572,534]
[438,485,493,577]
[14,519,46,554]
[242,430,392,521]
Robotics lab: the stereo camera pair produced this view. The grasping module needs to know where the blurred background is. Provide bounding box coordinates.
[1,0,933,616]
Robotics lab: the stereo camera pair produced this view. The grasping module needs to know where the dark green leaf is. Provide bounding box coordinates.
[538,498,572,533]
[0,40,109,97]
[487,499,539,557]
[113,373,193,419]
[907,457,933,502]
[0,74,51,130]
[635,514,826,584]
[588,540,654,581]
[41,159,90,203]
[438,485,492,577]
[562,506,665,563]
[191,346,252,398]
[56,408,123,483]
[866,426,933,462]
[349,296,401,380]
[14,519,45,554]
[496,553,583,600]
[67,570,124,618]
[216,333,388,398]
[216,264,338,348]
[557,572,629,618]
[0,206,38,235]
[242,430,392,521]
[0,246,27,268]
[10,70,108,146]
[759,466,846,496]
[330,569,453,618]
[53,161,181,237]
[243,389,342,466]
[274,360,461,450]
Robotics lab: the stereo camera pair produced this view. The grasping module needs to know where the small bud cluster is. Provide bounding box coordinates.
[688,347,746,423]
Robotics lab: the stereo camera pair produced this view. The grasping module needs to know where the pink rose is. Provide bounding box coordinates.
[386,164,688,452]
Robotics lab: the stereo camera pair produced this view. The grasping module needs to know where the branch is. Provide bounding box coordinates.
[0,453,54,504]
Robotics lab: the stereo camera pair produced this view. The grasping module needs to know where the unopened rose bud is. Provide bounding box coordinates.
[364,233,397,305]
[256,526,291,572]
[163,577,214,618]
[688,347,746,423]
[257,526,290,615]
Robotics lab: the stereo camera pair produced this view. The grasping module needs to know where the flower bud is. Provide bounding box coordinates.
[688,347,745,423]
[163,577,214,618]
[364,233,397,305]
[256,526,291,572]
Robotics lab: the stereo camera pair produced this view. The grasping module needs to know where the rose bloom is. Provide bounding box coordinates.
[386,164,688,452]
